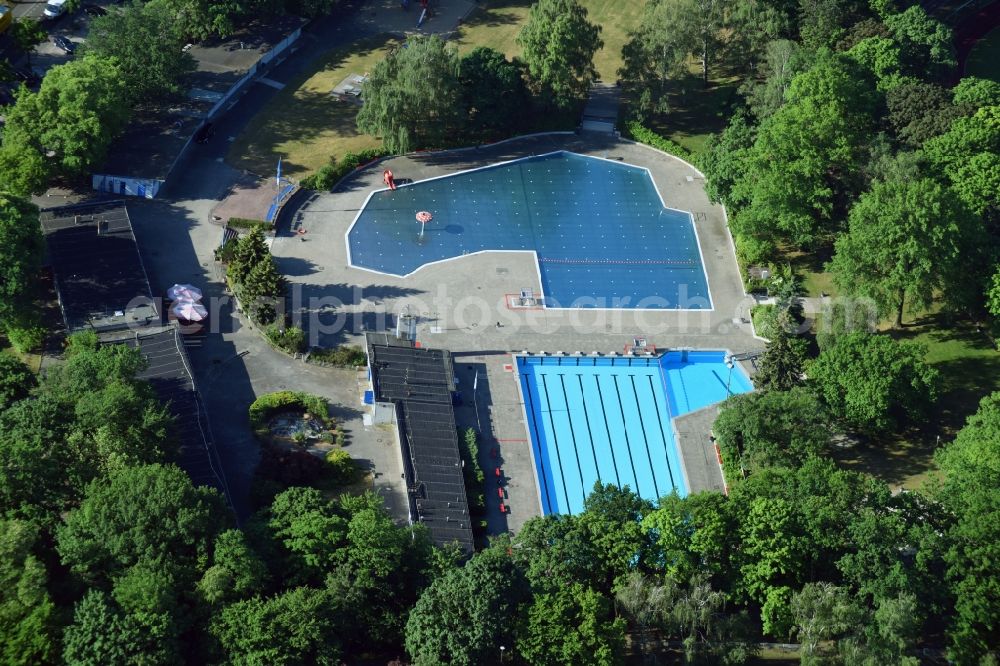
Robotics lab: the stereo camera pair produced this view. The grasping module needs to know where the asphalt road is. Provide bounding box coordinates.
[126,1,380,521]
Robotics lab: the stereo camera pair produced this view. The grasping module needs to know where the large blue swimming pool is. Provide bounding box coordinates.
[347,152,711,309]
[516,351,753,515]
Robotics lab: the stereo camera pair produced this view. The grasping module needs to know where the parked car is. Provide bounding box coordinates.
[13,69,40,86]
[52,35,75,54]
[82,4,107,16]
[43,0,69,19]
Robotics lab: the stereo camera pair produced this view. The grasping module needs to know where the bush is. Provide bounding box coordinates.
[300,149,389,191]
[325,448,359,486]
[308,345,366,367]
[227,217,267,230]
[249,391,330,431]
[625,121,694,162]
[264,324,306,354]
[5,324,45,353]
[458,428,486,515]
[751,304,779,340]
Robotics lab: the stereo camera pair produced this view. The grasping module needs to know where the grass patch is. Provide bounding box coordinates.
[966,26,1000,83]
[832,317,1000,489]
[453,0,648,83]
[228,34,394,177]
[644,73,741,157]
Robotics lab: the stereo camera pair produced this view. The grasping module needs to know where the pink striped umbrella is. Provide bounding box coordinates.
[171,300,208,322]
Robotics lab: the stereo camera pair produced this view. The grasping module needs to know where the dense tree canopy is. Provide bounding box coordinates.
[517,0,602,112]
[830,177,979,327]
[357,35,461,154]
[86,1,196,101]
[808,332,938,434]
[0,194,43,333]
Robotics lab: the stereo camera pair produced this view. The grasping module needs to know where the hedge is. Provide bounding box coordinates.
[300,148,389,191]
[264,324,306,354]
[308,345,366,368]
[624,121,695,162]
[227,217,267,230]
[249,390,330,431]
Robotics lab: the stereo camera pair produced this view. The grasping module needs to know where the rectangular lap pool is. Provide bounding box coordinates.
[516,351,753,515]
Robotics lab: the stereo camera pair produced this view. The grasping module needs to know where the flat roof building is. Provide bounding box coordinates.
[367,333,474,554]
[40,200,159,333]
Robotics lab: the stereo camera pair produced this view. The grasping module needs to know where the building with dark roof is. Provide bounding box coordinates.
[366,333,474,554]
[43,200,230,503]
[40,200,159,333]
[107,328,231,501]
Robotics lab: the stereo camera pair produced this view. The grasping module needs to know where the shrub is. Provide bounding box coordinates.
[264,324,306,354]
[5,324,45,353]
[751,304,779,340]
[325,448,359,486]
[300,149,389,191]
[227,217,267,230]
[458,428,486,515]
[625,121,694,162]
[308,345,366,367]
[249,391,330,431]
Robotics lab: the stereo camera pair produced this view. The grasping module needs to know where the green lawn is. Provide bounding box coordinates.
[644,74,741,156]
[228,35,394,177]
[967,26,1000,83]
[830,317,1000,489]
[453,0,648,82]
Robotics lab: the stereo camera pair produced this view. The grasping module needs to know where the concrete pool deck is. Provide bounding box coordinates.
[275,132,763,530]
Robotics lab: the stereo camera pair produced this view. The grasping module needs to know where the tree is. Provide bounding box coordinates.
[712,388,829,475]
[885,81,960,145]
[405,546,530,666]
[516,582,625,666]
[211,587,342,666]
[936,392,1000,661]
[0,352,35,411]
[62,590,155,666]
[847,36,911,92]
[0,395,76,519]
[791,583,864,662]
[57,464,227,586]
[458,48,526,140]
[517,0,602,112]
[728,52,877,247]
[0,194,42,333]
[883,6,955,82]
[701,112,756,206]
[798,0,869,48]
[227,226,269,285]
[151,0,245,40]
[577,483,653,592]
[198,529,269,605]
[642,491,735,585]
[755,314,808,390]
[728,0,794,75]
[0,56,129,184]
[264,486,346,586]
[923,106,1000,221]
[511,514,603,591]
[85,1,196,101]
[952,76,1000,108]
[739,39,812,121]
[829,178,977,327]
[808,333,938,434]
[357,35,462,153]
[239,256,285,325]
[0,519,59,666]
[736,496,807,637]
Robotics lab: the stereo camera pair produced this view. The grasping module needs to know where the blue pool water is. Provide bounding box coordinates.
[348,152,711,309]
[516,351,753,515]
